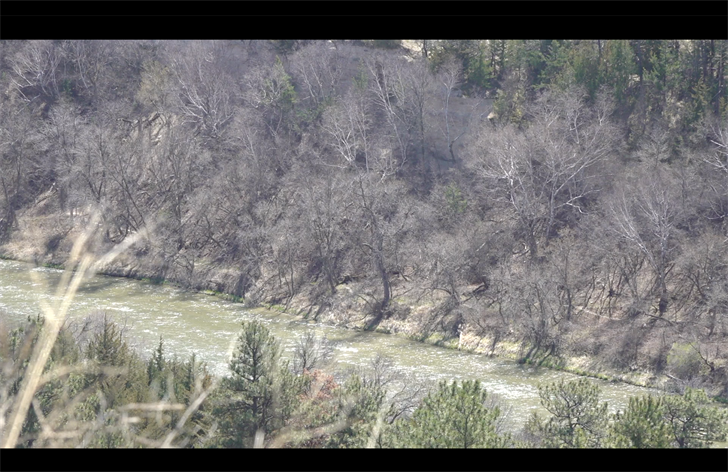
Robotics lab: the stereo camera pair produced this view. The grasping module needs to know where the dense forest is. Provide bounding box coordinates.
[0,39,728,448]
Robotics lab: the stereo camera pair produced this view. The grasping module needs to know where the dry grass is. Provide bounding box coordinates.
[0,213,218,448]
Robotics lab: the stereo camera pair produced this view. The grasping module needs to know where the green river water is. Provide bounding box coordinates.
[0,259,667,433]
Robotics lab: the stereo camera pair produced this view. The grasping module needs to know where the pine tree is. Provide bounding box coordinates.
[84,316,135,409]
[85,316,129,368]
[326,374,387,448]
[609,395,672,448]
[211,320,302,447]
[394,380,509,448]
[146,336,168,399]
[526,378,608,448]
[662,388,728,448]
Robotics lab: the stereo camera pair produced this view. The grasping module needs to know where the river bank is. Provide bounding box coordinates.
[1,205,725,401]
[0,247,682,398]
[1,116,725,402]
[5,253,728,450]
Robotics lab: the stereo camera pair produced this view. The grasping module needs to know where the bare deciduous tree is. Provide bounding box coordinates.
[365,54,417,177]
[290,41,344,110]
[293,330,334,375]
[469,87,616,260]
[171,41,236,142]
[63,40,113,103]
[299,173,351,295]
[348,175,414,320]
[321,91,373,172]
[9,40,62,102]
[609,165,684,318]
[438,59,466,164]
[0,101,45,234]
[242,58,297,138]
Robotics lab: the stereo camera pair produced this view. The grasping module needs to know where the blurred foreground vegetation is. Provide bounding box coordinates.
[1,315,725,448]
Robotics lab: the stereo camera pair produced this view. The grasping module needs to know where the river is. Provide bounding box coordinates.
[0,259,661,433]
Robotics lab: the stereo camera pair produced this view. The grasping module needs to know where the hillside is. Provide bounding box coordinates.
[0,39,727,397]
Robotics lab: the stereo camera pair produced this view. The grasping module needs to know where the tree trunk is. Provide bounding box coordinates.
[374,234,391,314]
[658,276,668,317]
[527,230,538,261]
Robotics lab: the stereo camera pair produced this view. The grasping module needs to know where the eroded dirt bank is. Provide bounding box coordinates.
[2,210,721,399]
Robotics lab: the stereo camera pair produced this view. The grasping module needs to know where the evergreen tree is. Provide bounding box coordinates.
[610,389,728,449]
[661,388,728,448]
[609,395,672,448]
[85,316,129,368]
[429,40,493,94]
[325,374,387,448]
[525,378,608,448]
[569,41,603,100]
[146,336,168,399]
[603,40,636,107]
[83,316,140,410]
[211,320,302,447]
[394,380,509,448]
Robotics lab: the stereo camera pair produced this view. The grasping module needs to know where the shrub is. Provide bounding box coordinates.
[666,342,705,381]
